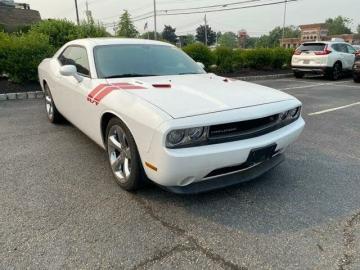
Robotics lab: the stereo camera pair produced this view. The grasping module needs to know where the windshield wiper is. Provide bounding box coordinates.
[104,74,156,79]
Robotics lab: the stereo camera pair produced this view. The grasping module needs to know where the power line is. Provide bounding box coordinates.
[159,0,267,12]
[160,0,298,16]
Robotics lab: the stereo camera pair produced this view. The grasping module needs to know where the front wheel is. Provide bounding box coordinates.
[44,83,63,124]
[106,118,147,191]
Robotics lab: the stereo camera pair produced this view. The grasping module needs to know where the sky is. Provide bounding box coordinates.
[23,0,360,36]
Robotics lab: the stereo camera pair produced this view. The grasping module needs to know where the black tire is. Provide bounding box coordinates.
[106,117,147,191]
[328,62,342,81]
[354,74,360,83]
[294,71,304,79]
[44,83,63,124]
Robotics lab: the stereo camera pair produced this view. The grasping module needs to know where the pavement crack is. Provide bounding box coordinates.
[132,194,247,270]
[338,211,360,270]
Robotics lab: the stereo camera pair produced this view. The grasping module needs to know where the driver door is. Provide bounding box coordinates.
[54,46,95,133]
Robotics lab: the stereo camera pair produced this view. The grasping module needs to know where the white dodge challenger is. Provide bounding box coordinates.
[38,38,305,194]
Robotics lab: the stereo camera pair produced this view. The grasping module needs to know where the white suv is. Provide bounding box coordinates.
[291,41,357,80]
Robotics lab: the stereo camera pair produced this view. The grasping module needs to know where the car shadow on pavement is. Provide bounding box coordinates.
[136,144,360,235]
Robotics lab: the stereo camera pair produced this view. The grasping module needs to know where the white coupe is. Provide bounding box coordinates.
[38,38,305,194]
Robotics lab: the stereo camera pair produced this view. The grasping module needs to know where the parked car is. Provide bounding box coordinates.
[353,45,360,55]
[38,38,305,194]
[353,55,360,83]
[292,40,357,80]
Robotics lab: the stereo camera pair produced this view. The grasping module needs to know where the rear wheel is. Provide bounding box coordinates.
[354,74,360,83]
[106,118,147,191]
[328,62,342,81]
[44,83,63,124]
[294,71,304,79]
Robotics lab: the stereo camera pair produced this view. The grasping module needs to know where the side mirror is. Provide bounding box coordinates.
[197,62,205,69]
[59,65,83,82]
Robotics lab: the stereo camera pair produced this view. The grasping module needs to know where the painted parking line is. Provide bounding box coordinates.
[308,101,360,116]
[279,80,353,91]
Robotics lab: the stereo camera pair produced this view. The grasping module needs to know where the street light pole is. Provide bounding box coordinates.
[204,14,208,46]
[74,0,80,25]
[153,0,158,40]
[281,0,288,47]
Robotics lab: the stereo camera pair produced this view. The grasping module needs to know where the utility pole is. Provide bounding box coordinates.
[204,14,208,46]
[74,0,80,25]
[153,0,158,40]
[281,0,288,47]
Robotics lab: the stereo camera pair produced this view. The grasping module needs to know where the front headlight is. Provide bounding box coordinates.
[166,127,208,148]
[280,106,301,122]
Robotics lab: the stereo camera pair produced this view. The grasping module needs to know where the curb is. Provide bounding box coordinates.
[235,73,293,81]
[0,91,44,101]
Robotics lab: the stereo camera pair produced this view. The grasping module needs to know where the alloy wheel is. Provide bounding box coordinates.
[44,86,54,120]
[107,125,132,183]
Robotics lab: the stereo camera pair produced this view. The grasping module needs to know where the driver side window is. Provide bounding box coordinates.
[58,46,91,77]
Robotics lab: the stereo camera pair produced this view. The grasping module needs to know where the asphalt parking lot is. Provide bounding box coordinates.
[0,76,359,269]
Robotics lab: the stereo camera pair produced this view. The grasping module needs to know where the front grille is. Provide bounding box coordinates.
[209,114,280,141]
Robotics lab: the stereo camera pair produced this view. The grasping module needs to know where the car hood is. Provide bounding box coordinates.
[106,74,295,119]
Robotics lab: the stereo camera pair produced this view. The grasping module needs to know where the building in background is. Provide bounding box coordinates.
[280,23,359,48]
[0,0,41,32]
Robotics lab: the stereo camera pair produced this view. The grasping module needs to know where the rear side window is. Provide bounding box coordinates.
[298,43,326,52]
[58,46,91,77]
[332,44,348,53]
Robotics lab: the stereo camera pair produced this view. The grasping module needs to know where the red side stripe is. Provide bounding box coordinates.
[88,84,109,99]
[94,86,119,102]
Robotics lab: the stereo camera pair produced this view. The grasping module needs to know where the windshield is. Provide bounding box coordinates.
[94,44,205,78]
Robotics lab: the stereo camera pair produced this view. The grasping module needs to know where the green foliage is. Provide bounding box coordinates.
[29,19,109,49]
[0,31,54,83]
[116,10,138,38]
[325,16,352,35]
[77,21,109,39]
[213,47,235,73]
[256,26,300,48]
[179,34,195,47]
[218,32,238,49]
[358,24,360,34]
[30,19,78,49]
[182,43,214,69]
[196,25,217,46]
[162,25,177,44]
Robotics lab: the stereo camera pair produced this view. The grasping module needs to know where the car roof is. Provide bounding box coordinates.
[66,38,173,47]
[301,41,350,45]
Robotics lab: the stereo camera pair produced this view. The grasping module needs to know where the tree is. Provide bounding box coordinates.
[218,32,238,48]
[325,16,352,35]
[357,24,360,34]
[162,25,177,44]
[255,26,300,48]
[178,34,195,47]
[196,25,216,46]
[116,10,138,38]
[245,37,258,49]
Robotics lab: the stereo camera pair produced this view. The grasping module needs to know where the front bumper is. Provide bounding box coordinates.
[165,154,285,194]
[142,117,305,189]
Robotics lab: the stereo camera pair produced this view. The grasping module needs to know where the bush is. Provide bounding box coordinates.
[30,19,79,49]
[0,31,11,74]
[213,47,234,74]
[182,43,214,69]
[30,19,109,49]
[1,32,54,83]
[232,48,293,71]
